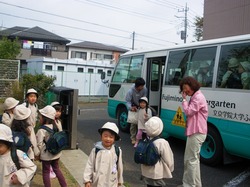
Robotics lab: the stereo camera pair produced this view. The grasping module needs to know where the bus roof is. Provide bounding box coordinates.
[122,34,250,57]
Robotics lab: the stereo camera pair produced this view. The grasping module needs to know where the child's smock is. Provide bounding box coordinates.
[138,108,152,130]
[83,141,124,187]
[36,124,62,160]
[22,103,38,128]
[0,150,37,187]
[141,138,174,180]
[1,112,14,127]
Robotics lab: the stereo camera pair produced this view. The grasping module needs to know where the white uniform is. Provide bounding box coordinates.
[1,112,14,127]
[36,124,62,160]
[83,142,124,187]
[22,103,38,128]
[0,150,37,187]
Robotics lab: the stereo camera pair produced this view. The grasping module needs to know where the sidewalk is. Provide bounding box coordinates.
[60,149,89,186]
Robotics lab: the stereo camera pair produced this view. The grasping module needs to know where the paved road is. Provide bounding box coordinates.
[77,103,250,187]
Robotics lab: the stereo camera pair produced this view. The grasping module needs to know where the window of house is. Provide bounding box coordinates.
[78,67,84,72]
[71,51,87,60]
[97,69,103,74]
[104,54,113,60]
[45,65,53,71]
[107,70,112,76]
[58,66,64,71]
[92,53,102,60]
[88,68,94,73]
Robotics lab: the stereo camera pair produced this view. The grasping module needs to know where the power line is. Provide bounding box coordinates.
[0,1,177,47]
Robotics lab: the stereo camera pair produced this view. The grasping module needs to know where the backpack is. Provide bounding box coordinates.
[12,131,32,154]
[40,126,68,155]
[147,106,157,117]
[10,145,21,170]
[134,136,160,166]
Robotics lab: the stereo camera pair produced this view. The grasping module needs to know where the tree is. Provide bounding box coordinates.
[193,16,203,41]
[0,36,21,59]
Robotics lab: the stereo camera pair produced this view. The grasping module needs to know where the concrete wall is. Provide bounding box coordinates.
[0,59,19,97]
[203,0,250,40]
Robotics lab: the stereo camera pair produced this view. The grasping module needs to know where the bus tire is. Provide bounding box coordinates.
[200,126,223,166]
[117,107,130,132]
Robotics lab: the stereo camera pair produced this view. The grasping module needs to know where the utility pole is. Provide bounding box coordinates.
[184,3,188,43]
[132,31,135,50]
[177,3,189,43]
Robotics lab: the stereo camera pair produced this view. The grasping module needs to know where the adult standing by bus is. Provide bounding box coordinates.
[178,76,208,187]
[125,77,147,145]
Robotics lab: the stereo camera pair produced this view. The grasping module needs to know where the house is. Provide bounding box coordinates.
[67,41,128,64]
[0,26,71,73]
[27,57,115,96]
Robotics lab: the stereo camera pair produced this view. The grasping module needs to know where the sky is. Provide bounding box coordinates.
[0,0,204,50]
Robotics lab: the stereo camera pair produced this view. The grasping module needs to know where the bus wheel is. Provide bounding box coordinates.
[117,107,130,132]
[200,126,223,166]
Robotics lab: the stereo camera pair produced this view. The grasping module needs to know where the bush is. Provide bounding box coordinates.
[20,73,56,108]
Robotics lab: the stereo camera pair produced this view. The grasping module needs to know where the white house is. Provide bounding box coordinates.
[27,57,114,96]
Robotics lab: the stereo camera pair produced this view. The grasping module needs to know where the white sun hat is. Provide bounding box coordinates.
[98,122,120,141]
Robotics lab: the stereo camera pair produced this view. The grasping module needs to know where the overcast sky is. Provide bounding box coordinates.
[0,0,204,50]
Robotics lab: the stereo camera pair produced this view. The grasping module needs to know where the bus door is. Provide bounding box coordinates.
[146,56,166,116]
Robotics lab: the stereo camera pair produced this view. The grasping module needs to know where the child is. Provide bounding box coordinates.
[2,97,19,126]
[134,97,152,147]
[22,88,38,128]
[49,101,63,179]
[141,117,174,187]
[36,105,67,187]
[51,101,63,131]
[0,123,37,186]
[12,105,40,161]
[83,122,124,187]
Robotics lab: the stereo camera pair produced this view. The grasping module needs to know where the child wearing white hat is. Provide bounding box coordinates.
[12,105,40,161]
[141,117,174,187]
[134,97,152,147]
[2,97,19,126]
[22,88,39,128]
[83,122,124,187]
[36,105,67,187]
[0,124,37,187]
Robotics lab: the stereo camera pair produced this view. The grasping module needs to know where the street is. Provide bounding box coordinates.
[77,102,250,187]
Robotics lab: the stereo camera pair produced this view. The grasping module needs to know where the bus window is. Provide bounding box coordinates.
[165,47,216,87]
[191,47,216,87]
[112,57,130,83]
[151,61,160,91]
[165,49,190,85]
[127,56,143,83]
[217,42,250,89]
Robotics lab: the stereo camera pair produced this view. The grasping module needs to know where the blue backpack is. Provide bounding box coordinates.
[40,126,68,155]
[134,136,160,166]
[12,131,32,154]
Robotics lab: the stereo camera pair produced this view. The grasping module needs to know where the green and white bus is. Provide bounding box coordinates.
[105,34,250,166]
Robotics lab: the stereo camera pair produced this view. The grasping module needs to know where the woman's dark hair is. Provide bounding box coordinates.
[11,119,31,136]
[41,115,58,131]
[179,76,201,93]
[0,140,12,148]
[135,77,145,88]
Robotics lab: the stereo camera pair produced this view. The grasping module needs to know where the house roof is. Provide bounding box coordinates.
[0,26,71,44]
[68,41,128,52]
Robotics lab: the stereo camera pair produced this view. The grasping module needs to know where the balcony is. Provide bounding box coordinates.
[31,48,52,56]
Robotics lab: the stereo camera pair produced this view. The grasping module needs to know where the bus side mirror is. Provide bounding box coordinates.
[101,72,106,80]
